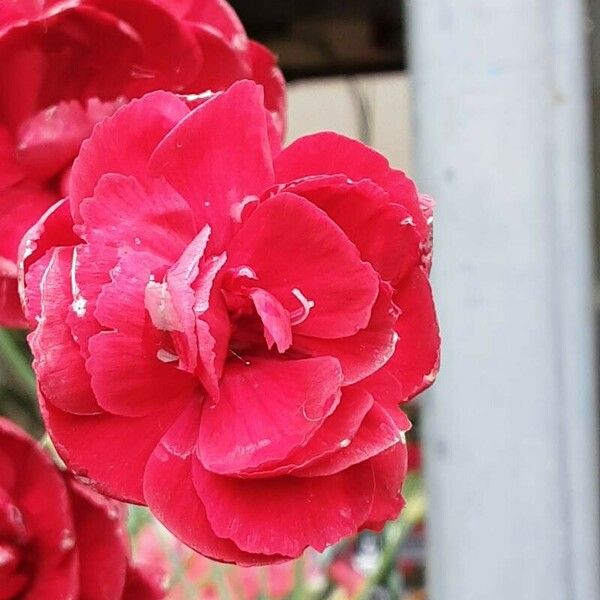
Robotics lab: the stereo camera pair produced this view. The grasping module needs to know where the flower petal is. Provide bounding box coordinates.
[4,183,66,274]
[249,288,292,353]
[274,132,428,242]
[40,391,184,504]
[79,173,196,263]
[184,0,246,43]
[149,80,275,251]
[384,268,441,400]
[293,283,398,385]
[246,386,374,477]
[247,41,287,137]
[19,198,80,324]
[0,418,79,600]
[296,403,409,477]
[143,401,288,565]
[121,565,165,600]
[89,0,203,96]
[29,247,100,415]
[70,91,190,223]
[193,458,375,556]
[15,99,122,182]
[280,175,422,283]
[94,250,169,337]
[67,478,129,600]
[0,276,28,329]
[197,357,343,475]
[227,192,380,339]
[87,328,198,417]
[0,125,23,189]
[362,444,408,531]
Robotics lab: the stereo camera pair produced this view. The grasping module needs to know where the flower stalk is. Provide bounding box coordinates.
[0,328,36,403]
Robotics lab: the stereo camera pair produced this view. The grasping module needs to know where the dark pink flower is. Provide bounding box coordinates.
[21,80,440,564]
[0,0,285,327]
[0,417,163,600]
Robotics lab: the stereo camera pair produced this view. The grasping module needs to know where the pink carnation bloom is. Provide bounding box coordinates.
[21,80,439,564]
[0,418,162,600]
[0,0,285,327]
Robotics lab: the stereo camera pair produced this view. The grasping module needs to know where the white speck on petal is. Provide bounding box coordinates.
[59,529,75,552]
[340,439,351,448]
[71,296,87,318]
[427,216,434,225]
[401,216,415,226]
[134,237,141,245]
[70,248,87,317]
[157,349,178,363]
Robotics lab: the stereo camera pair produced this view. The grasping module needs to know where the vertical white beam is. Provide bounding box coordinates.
[408,1,600,599]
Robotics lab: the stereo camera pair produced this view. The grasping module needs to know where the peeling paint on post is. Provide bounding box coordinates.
[407,1,600,599]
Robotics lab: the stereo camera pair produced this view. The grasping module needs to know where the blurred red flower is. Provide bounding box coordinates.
[0,417,163,600]
[0,0,285,327]
[21,80,439,564]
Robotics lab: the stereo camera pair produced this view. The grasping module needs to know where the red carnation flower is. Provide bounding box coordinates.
[21,80,440,565]
[0,0,285,327]
[0,417,163,600]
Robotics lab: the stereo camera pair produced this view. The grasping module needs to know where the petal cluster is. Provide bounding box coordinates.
[22,80,440,564]
[0,418,162,600]
[0,0,285,327]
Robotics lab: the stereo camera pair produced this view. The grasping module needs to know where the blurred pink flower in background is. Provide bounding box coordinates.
[135,522,323,599]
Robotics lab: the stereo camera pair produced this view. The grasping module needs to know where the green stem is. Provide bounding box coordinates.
[210,564,232,600]
[0,329,36,402]
[289,556,306,600]
[354,475,426,600]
